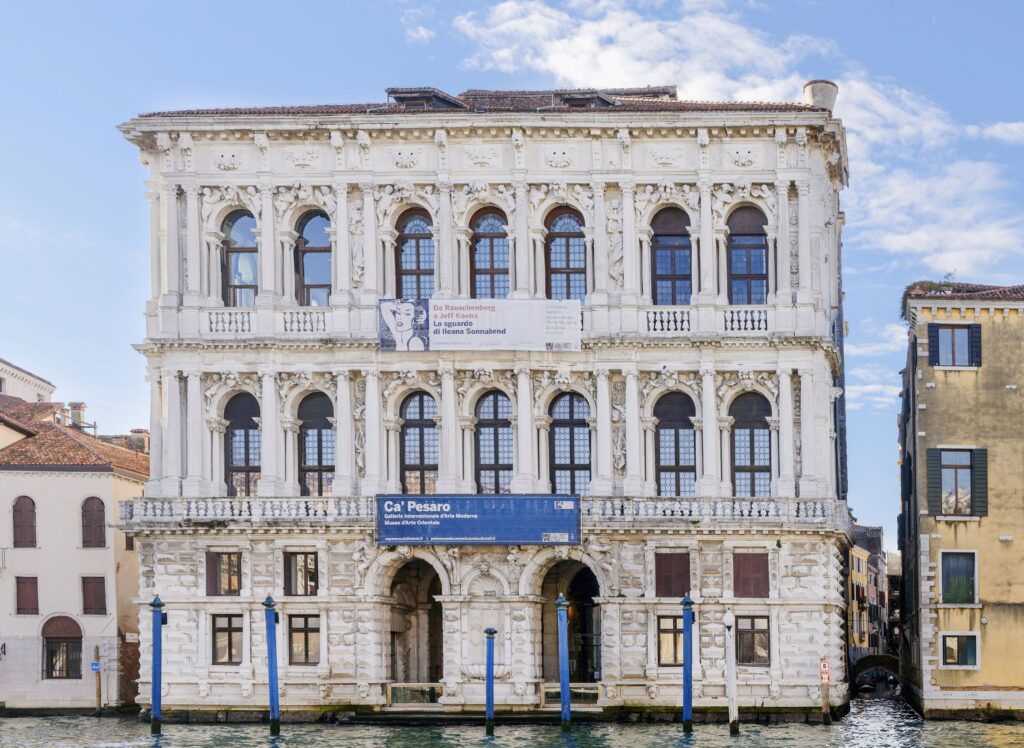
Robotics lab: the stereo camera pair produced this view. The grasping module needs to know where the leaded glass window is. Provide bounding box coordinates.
[401,392,438,494]
[654,393,697,496]
[222,211,258,307]
[727,207,768,305]
[475,391,513,493]
[730,392,771,498]
[550,393,590,495]
[298,392,334,497]
[397,211,435,299]
[225,393,261,497]
[471,211,510,299]
[295,211,331,306]
[545,210,586,301]
[651,208,692,305]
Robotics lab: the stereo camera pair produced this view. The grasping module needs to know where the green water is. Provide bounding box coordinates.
[2,700,1024,747]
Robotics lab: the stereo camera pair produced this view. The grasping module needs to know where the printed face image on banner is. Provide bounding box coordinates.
[379,299,430,352]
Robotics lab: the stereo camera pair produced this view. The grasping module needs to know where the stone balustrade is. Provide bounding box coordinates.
[121,495,850,532]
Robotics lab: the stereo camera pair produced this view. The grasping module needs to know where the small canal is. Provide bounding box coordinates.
[3,698,1024,747]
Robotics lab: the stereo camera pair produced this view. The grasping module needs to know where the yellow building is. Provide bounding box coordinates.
[849,545,870,656]
[899,282,1024,719]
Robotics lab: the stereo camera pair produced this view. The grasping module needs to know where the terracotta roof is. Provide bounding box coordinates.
[0,393,61,425]
[0,356,54,386]
[137,85,822,119]
[905,282,1024,302]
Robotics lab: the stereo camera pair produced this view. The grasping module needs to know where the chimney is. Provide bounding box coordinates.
[130,428,151,454]
[68,402,86,429]
[803,79,839,111]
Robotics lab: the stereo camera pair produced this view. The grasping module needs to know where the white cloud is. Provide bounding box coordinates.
[845,322,906,357]
[966,121,1024,144]
[405,24,436,43]
[845,383,902,412]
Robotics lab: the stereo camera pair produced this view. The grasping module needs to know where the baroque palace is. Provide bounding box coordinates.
[118,81,852,717]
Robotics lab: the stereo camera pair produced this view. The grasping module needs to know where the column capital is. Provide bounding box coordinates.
[162,182,179,196]
[689,416,703,429]
[594,367,610,379]
[331,367,352,381]
[514,363,532,377]
[385,417,403,432]
[361,368,379,380]
[281,417,301,434]
[796,180,811,196]
[621,366,639,380]
[536,415,553,431]
[767,417,780,432]
[183,369,201,380]
[206,416,229,434]
[459,416,477,430]
[619,180,635,196]
[642,416,659,432]
[698,178,713,193]
[719,416,735,432]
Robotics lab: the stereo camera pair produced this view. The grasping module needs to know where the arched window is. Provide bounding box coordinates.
[13,495,36,548]
[225,393,261,497]
[475,391,513,494]
[550,393,590,495]
[298,392,334,497]
[401,392,438,495]
[81,497,105,548]
[222,211,259,307]
[470,210,510,299]
[545,210,586,301]
[654,393,697,496]
[42,616,83,679]
[397,210,435,299]
[730,393,772,497]
[727,207,769,305]
[295,211,331,306]
[651,208,692,305]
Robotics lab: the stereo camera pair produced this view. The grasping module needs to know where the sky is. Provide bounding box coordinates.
[3,0,1022,548]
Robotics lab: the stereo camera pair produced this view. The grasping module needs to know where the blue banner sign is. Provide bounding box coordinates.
[376,495,581,545]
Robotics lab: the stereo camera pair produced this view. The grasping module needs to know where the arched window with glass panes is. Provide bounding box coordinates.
[470,210,510,299]
[727,207,769,305]
[396,210,435,299]
[549,393,590,495]
[475,391,513,493]
[545,209,586,301]
[401,392,438,495]
[651,207,693,305]
[222,211,258,307]
[298,392,334,497]
[730,392,772,497]
[654,393,697,496]
[225,393,261,497]
[295,211,331,306]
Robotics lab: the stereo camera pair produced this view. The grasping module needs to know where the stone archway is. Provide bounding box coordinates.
[851,653,899,683]
[388,559,443,685]
[540,560,602,683]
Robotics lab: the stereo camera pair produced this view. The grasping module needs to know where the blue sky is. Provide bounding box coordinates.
[3,0,1022,547]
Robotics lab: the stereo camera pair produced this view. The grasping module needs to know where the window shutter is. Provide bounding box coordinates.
[83,577,106,615]
[13,497,36,548]
[655,553,690,597]
[16,577,38,615]
[926,448,942,515]
[968,324,982,366]
[82,498,105,548]
[734,553,769,598]
[972,449,988,516]
[927,324,940,366]
[283,552,294,597]
[206,552,217,596]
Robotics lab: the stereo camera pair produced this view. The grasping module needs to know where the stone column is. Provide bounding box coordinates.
[205,231,224,306]
[207,416,228,496]
[257,369,280,496]
[532,231,546,299]
[145,371,163,496]
[620,182,638,306]
[455,229,471,298]
[774,180,791,303]
[767,417,780,495]
[590,182,609,304]
[766,229,777,305]
[797,180,812,304]
[643,416,658,496]
[698,366,719,496]
[512,180,531,299]
[592,368,613,495]
[146,190,161,305]
[361,183,378,300]
[182,370,204,495]
[382,231,398,299]
[384,418,402,493]
[282,416,300,496]
[777,369,796,497]
[278,230,298,305]
[437,364,461,493]
[719,416,734,496]
[362,370,383,495]
[690,416,703,493]
[511,365,536,493]
[183,184,202,305]
[460,416,476,491]
[257,184,277,307]
[638,230,653,304]
[623,367,643,495]
[697,179,714,302]
[715,230,729,306]
[536,416,552,492]
[161,184,181,305]
[161,370,182,496]
[331,181,352,304]
[799,367,816,496]
[437,182,455,298]
[332,369,356,496]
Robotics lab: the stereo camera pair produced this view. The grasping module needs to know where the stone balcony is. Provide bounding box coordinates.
[119,495,852,534]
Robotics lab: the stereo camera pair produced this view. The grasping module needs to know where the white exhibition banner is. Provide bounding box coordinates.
[378,298,581,352]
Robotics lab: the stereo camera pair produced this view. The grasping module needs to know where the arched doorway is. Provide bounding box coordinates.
[541,561,601,683]
[388,559,443,686]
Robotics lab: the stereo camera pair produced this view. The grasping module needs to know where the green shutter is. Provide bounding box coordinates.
[968,324,982,366]
[926,448,941,515]
[972,449,988,516]
[927,324,940,366]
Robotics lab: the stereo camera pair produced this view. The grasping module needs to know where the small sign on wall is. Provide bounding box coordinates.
[91,662,101,672]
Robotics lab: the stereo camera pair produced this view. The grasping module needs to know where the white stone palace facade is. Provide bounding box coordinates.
[119,82,852,717]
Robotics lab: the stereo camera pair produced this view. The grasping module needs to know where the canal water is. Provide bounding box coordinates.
[3,699,1024,748]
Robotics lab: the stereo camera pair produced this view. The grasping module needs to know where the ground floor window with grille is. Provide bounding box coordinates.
[289,615,320,665]
[41,616,82,679]
[736,615,770,665]
[212,614,243,664]
[942,634,978,667]
[657,615,692,666]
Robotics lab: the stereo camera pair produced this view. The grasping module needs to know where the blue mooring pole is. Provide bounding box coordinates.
[682,594,694,732]
[150,596,165,735]
[556,595,572,732]
[263,596,281,736]
[484,627,497,736]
